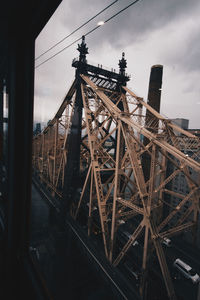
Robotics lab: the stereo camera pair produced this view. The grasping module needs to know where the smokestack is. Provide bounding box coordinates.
[146,64,163,114]
[143,65,163,182]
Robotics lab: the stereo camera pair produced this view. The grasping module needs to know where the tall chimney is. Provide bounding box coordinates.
[146,64,163,116]
[143,65,163,182]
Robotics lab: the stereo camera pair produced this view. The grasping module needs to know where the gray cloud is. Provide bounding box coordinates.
[34,0,200,128]
[169,29,200,72]
[59,0,200,50]
[154,14,200,78]
[36,0,200,72]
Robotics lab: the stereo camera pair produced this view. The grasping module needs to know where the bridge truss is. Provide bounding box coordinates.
[33,39,200,300]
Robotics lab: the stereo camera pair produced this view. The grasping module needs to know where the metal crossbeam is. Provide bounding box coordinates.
[33,69,200,300]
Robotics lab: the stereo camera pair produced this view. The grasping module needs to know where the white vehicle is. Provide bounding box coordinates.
[86,203,97,211]
[162,237,171,247]
[124,263,140,280]
[173,258,200,284]
[122,231,139,246]
[117,219,125,225]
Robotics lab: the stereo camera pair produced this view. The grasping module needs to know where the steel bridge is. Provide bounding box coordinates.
[32,36,200,300]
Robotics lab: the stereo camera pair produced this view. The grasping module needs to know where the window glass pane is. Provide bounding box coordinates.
[30,1,118,298]
[30,1,200,300]
[0,82,8,245]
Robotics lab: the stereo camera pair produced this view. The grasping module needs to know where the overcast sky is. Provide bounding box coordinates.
[34,0,200,129]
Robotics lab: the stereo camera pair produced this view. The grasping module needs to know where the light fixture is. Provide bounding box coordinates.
[97,21,105,26]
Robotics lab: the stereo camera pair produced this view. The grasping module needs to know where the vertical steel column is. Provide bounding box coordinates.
[109,122,121,262]
[88,167,94,236]
[141,65,163,300]
[6,37,35,298]
[63,76,83,212]
[63,36,88,214]
[0,79,3,178]
[53,119,58,186]
[114,52,126,189]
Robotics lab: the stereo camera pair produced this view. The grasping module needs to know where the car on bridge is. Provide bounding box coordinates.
[173,258,200,284]
[162,237,172,247]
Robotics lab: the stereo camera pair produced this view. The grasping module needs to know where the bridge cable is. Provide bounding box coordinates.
[35,0,119,61]
[35,0,141,69]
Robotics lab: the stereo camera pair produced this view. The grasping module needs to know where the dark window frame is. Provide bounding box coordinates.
[0,1,62,299]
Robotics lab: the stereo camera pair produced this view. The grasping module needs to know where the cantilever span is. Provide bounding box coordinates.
[32,37,200,300]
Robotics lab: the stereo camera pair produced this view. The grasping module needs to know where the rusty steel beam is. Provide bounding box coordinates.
[33,61,200,300]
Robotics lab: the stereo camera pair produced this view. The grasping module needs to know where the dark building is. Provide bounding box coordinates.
[166,119,200,247]
[0,1,62,299]
[34,123,42,135]
[187,129,200,138]
[170,118,189,132]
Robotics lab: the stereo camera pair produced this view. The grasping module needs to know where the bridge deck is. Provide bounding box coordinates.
[31,180,141,299]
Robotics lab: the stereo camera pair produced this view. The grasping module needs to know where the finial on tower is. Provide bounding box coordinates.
[118,52,127,76]
[77,35,89,63]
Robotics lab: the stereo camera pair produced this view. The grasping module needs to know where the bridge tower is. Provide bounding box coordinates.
[32,37,200,300]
